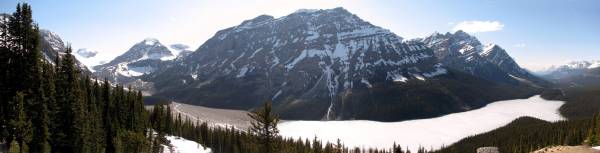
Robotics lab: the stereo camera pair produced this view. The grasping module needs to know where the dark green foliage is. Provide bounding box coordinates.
[6,93,32,153]
[248,101,280,153]
[542,86,600,120]
[0,3,47,153]
[0,3,151,152]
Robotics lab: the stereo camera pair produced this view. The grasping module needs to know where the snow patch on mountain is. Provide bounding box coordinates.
[590,62,600,69]
[40,29,65,51]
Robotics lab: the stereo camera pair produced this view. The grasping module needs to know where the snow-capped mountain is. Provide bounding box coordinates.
[145,8,537,121]
[538,60,600,87]
[422,31,550,87]
[92,38,189,93]
[539,60,600,76]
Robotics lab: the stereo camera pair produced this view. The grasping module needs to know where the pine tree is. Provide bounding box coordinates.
[102,78,116,153]
[6,93,32,153]
[0,7,12,142]
[248,101,280,153]
[56,45,88,152]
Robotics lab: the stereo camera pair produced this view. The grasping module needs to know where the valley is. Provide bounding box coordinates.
[1,1,599,153]
[163,95,565,151]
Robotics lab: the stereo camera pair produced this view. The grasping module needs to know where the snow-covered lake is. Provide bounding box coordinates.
[279,95,565,151]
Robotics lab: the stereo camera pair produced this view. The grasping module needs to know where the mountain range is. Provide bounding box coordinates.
[537,60,600,87]
[92,38,192,93]
[141,8,542,121]
[17,8,550,121]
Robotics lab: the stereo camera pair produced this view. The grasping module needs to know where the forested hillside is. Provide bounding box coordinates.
[435,87,600,153]
[0,4,149,153]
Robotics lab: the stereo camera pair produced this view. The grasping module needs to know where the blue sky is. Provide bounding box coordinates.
[1,0,599,70]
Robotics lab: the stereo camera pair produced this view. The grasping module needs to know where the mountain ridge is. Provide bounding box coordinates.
[142,7,540,121]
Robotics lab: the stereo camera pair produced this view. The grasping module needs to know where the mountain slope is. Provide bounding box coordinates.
[422,31,550,88]
[145,8,538,121]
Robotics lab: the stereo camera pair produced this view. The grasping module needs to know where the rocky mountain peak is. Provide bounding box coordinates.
[142,37,160,45]
[146,7,459,121]
[100,38,173,67]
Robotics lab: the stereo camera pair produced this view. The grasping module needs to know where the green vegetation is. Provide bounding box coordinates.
[0,4,149,152]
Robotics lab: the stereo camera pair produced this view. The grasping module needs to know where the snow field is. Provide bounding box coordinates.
[279,95,565,151]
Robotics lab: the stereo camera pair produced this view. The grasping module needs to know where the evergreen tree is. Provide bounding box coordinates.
[6,93,32,153]
[248,101,280,153]
[56,45,88,152]
[102,78,117,153]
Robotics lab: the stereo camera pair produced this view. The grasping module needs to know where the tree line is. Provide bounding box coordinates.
[0,3,149,153]
[149,101,431,153]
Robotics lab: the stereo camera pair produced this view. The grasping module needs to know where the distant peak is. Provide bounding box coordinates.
[293,9,321,14]
[332,7,350,13]
[142,38,160,45]
[251,15,274,22]
[291,7,350,15]
[454,30,470,36]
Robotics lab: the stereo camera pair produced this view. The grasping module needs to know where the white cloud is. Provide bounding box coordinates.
[452,21,504,33]
[514,43,527,48]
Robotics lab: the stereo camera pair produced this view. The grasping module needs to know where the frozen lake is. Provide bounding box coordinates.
[279,95,565,151]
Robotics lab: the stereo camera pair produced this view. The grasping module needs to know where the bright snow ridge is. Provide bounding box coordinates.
[162,135,211,153]
[279,95,565,152]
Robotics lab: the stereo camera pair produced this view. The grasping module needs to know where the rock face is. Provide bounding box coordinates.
[422,31,550,88]
[476,147,500,153]
[145,7,538,121]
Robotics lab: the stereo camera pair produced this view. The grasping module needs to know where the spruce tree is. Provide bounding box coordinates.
[102,78,117,153]
[56,45,88,152]
[1,3,52,152]
[248,101,280,153]
[6,92,32,153]
[0,9,12,142]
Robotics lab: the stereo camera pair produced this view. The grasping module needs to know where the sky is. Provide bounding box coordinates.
[1,0,599,71]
